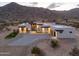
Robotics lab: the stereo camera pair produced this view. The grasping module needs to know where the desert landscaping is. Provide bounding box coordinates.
[0,27,79,56]
[0,2,79,56]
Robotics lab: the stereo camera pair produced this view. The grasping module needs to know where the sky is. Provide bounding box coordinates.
[0,0,79,11]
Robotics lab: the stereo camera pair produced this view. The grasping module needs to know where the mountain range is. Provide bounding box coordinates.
[0,2,79,23]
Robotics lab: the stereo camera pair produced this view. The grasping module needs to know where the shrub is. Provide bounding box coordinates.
[51,40,59,48]
[31,47,44,56]
[69,47,79,56]
[5,31,18,39]
[71,22,79,28]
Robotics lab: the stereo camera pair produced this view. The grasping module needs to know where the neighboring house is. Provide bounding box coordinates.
[18,22,76,39]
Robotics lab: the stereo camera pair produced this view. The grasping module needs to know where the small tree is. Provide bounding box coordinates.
[51,40,59,48]
[69,47,79,56]
[31,47,44,56]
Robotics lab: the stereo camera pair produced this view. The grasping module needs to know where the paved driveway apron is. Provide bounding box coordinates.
[8,34,50,46]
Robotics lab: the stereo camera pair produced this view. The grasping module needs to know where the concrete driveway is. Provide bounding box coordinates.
[8,34,51,46]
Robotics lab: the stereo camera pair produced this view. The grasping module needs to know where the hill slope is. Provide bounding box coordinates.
[0,2,57,22]
[0,2,79,23]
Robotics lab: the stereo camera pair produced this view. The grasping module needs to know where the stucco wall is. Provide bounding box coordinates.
[56,28,76,39]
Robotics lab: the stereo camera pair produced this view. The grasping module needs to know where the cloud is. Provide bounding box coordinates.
[47,3,63,9]
[29,2,38,6]
[77,4,79,7]
[49,3,79,11]
[0,2,79,11]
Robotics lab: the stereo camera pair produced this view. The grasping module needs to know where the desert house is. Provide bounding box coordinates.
[18,22,76,39]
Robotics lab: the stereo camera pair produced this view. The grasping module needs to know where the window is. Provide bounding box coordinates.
[21,28,24,32]
[54,31,56,36]
[56,30,64,33]
[69,31,72,33]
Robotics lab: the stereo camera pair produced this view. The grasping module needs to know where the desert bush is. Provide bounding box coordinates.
[69,47,79,56]
[51,40,59,48]
[71,22,79,28]
[31,47,44,56]
[5,31,18,39]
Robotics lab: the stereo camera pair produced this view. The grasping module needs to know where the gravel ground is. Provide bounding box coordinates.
[0,38,77,56]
